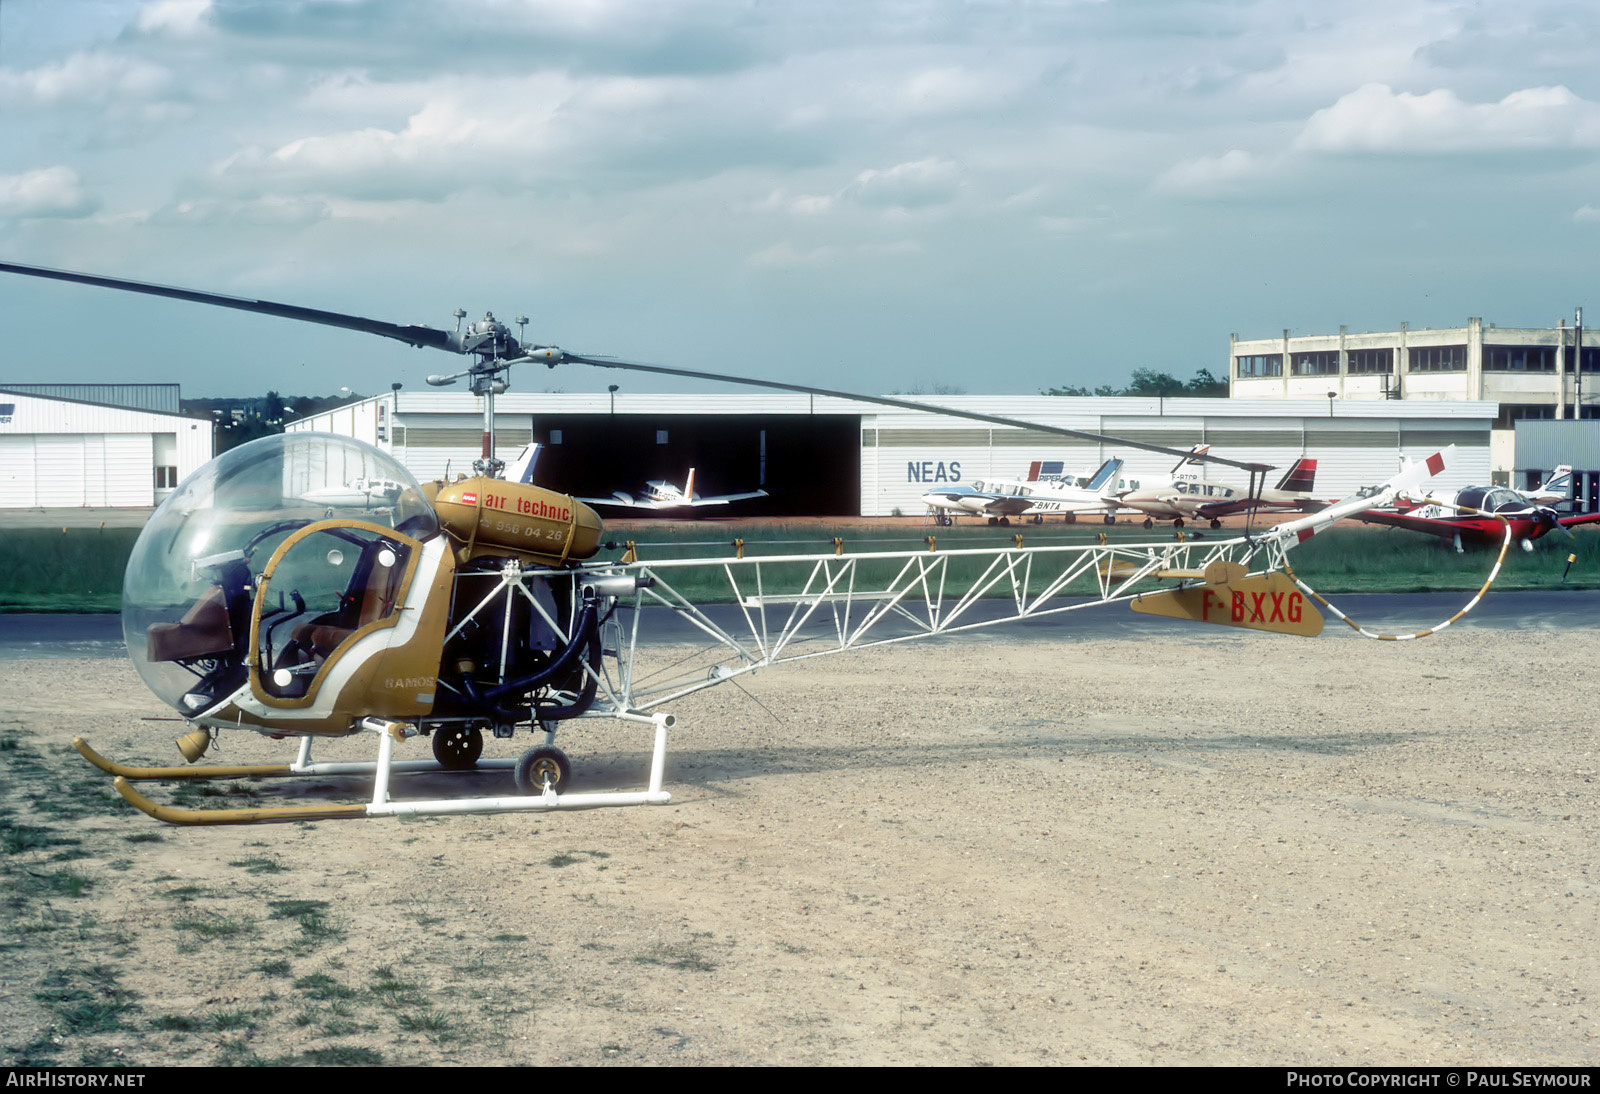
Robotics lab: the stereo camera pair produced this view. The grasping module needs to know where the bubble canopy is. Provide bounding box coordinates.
[122,432,437,710]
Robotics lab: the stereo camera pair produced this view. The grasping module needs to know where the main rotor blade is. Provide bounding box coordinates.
[1,259,1271,473]
[559,354,1274,473]
[0,261,456,352]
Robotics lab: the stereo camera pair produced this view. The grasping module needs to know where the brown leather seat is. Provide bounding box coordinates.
[147,586,235,663]
[291,551,403,658]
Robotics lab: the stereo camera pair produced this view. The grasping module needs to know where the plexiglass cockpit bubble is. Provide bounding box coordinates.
[122,432,438,713]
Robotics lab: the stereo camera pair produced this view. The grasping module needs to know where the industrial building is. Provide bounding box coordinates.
[1229,316,1600,492]
[289,391,1499,517]
[0,384,212,509]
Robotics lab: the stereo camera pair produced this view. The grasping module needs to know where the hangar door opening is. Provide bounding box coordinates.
[527,414,861,516]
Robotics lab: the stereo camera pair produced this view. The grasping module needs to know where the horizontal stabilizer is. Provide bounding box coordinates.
[1130,571,1324,636]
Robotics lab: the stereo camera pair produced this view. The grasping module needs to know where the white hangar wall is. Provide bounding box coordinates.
[289,392,1494,517]
[0,390,212,509]
[860,397,1493,516]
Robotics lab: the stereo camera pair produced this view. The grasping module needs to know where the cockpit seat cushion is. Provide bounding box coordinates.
[294,622,356,659]
[288,550,404,659]
[147,586,235,663]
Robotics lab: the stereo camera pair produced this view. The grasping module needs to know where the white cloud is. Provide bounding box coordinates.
[0,51,172,107]
[136,0,215,38]
[1153,149,1262,194]
[894,66,1010,116]
[0,166,97,218]
[745,240,838,269]
[154,195,332,227]
[1575,205,1600,223]
[1295,83,1600,153]
[842,158,962,210]
[761,189,835,216]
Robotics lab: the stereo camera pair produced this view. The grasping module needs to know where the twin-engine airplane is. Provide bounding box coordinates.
[920,458,1127,525]
[0,259,1461,826]
[578,468,768,511]
[1117,453,1319,529]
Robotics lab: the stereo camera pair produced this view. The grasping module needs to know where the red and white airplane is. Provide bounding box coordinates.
[1353,466,1600,552]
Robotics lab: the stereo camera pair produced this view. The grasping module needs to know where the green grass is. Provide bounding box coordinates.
[228,856,284,875]
[172,912,256,941]
[300,1045,384,1067]
[34,965,140,1033]
[0,528,141,611]
[4,519,1598,615]
[606,520,1600,597]
[293,972,359,1001]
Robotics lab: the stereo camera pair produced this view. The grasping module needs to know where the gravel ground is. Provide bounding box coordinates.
[1,626,1595,1066]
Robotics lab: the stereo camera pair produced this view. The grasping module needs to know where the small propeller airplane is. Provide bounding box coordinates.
[0,259,1461,826]
[578,469,768,511]
[1351,472,1600,552]
[1117,451,1319,529]
[920,458,1126,525]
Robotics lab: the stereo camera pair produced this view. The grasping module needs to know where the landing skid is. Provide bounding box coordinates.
[80,712,674,826]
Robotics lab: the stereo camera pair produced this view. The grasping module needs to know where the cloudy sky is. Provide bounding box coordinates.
[2,0,1598,399]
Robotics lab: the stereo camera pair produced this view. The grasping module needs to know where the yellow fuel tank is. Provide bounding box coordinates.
[430,478,603,565]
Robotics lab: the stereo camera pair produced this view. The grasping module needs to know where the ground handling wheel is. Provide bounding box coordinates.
[514,745,572,795]
[431,724,483,770]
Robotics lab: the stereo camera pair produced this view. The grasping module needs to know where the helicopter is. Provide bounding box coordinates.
[0,261,1461,826]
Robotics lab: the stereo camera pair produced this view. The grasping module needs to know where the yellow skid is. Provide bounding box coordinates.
[112,777,369,826]
[75,737,293,780]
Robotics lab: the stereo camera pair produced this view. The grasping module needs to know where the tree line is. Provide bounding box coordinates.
[1042,367,1228,398]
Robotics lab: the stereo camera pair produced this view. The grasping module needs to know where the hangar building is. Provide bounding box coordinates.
[289,391,1497,517]
[0,384,212,509]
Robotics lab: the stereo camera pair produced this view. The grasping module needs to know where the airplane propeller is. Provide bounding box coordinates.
[0,259,1274,473]
[1533,506,1576,540]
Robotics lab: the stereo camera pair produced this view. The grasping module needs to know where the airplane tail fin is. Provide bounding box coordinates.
[1536,465,1573,500]
[1172,443,1209,476]
[1084,458,1124,493]
[1276,457,1317,494]
[506,443,543,484]
[683,468,696,501]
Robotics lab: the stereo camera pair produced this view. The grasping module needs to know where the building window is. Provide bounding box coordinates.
[1495,404,1554,429]
[1580,347,1600,372]
[154,466,178,489]
[549,429,563,445]
[1235,354,1282,378]
[656,429,669,445]
[1347,348,1393,374]
[1484,345,1555,371]
[1409,345,1466,372]
[1290,351,1339,376]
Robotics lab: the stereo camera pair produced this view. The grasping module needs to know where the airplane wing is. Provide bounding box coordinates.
[669,490,769,507]
[577,493,646,508]
[578,489,768,510]
[1348,508,1473,541]
[921,488,1029,515]
[1556,511,1600,529]
[1193,495,1321,519]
